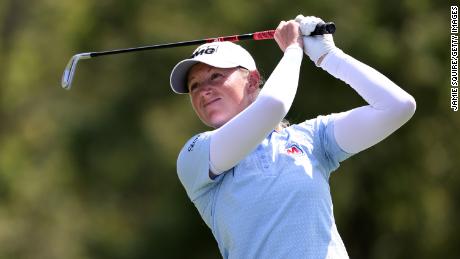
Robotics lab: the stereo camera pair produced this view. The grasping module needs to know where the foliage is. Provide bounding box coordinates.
[0,0,457,258]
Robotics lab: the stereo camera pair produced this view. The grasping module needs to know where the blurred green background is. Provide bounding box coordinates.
[0,0,457,258]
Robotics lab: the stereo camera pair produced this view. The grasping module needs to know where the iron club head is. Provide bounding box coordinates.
[61,53,91,90]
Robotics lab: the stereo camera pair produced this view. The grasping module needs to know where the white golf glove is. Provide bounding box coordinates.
[295,15,337,66]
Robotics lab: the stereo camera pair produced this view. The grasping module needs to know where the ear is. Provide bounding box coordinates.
[246,70,261,94]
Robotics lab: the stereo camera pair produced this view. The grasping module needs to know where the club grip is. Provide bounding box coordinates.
[311,22,336,35]
[253,30,276,40]
[253,22,336,40]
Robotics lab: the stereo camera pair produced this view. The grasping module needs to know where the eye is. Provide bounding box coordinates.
[210,73,223,81]
[189,82,198,92]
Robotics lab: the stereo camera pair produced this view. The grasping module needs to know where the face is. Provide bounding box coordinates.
[187,63,259,128]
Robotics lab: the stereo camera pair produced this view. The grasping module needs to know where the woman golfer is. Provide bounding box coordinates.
[170,15,416,259]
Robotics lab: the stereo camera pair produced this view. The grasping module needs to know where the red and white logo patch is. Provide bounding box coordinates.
[285,143,305,156]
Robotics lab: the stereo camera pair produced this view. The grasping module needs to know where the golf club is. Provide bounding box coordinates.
[61,22,335,90]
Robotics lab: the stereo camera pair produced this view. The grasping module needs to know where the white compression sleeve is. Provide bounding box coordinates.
[321,49,416,154]
[209,45,303,174]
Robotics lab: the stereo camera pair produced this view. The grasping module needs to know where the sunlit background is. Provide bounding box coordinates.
[0,0,457,258]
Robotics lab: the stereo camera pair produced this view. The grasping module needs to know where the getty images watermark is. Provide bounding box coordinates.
[451,6,458,111]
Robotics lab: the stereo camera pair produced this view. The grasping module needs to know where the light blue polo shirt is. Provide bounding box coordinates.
[177,115,354,259]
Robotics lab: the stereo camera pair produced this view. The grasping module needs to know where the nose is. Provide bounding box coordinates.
[198,83,213,97]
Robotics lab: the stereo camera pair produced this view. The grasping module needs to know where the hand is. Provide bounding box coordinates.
[274,20,303,52]
[295,15,337,66]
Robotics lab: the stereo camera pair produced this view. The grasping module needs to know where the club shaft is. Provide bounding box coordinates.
[62,22,335,89]
[90,22,335,58]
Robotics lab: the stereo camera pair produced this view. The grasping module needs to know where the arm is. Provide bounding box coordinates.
[297,15,416,154]
[322,50,416,153]
[210,21,304,174]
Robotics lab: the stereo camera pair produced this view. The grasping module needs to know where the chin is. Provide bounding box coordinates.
[208,120,225,129]
[206,116,229,129]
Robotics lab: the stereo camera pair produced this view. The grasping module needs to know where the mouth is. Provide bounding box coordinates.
[204,98,221,108]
